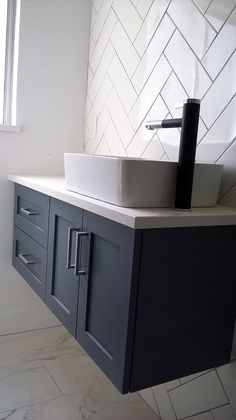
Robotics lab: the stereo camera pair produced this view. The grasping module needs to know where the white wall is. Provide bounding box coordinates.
[85,1,236,419]
[0,0,91,334]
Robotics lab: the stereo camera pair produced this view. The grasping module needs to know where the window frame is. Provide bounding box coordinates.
[1,0,20,130]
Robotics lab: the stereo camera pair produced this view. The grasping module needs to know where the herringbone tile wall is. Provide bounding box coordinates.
[85,1,236,419]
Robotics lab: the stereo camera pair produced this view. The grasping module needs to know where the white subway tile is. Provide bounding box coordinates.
[142,136,165,160]
[127,126,155,157]
[202,8,236,80]
[93,0,104,14]
[161,72,187,118]
[127,95,168,156]
[205,0,236,32]
[169,371,228,419]
[168,0,216,59]
[158,125,181,162]
[87,75,113,133]
[95,136,111,155]
[104,120,127,156]
[89,42,114,104]
[90,9,117,73]
[165,31,212,99]
[132,15,175,93]
[197,95,236,163]
[134,0,171,57]
[108,54,137,113]
[87,66,93,89]
[201,51,236,128]
[136,0,153,20]
[193,0,212,14]
[110,21,140,78]
[112,0,143,42]
[129,55,171,130]
[218,141,236,197]
[92,0,113,43]
[89,36,96,63]
[107,89,135,148]
[91,6,98,31]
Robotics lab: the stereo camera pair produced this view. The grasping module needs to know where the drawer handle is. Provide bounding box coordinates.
[20,208,38,216]
[74,231,88,276]
[18,254,35,265]
[66,227,81,269]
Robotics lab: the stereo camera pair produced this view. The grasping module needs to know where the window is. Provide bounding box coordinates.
[0,0,20,128]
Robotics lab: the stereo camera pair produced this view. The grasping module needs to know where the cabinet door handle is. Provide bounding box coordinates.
[20,208,38,216]
[66,227,81,269]
[18,253,35,265]
[74,231,88,276]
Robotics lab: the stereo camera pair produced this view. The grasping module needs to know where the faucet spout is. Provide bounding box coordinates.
[145,118,182,130]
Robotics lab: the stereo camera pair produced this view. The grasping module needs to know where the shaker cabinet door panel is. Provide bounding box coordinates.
[76,211,140,393]
[46,198,83,336]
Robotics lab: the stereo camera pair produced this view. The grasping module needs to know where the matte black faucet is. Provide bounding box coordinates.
[145,98,201,210]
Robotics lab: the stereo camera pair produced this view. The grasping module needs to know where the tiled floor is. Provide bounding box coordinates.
[0,325,160,419]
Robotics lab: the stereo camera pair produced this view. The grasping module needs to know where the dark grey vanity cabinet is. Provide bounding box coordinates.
[13,185,49,299]
[12,183,236,395]
[77,211,141,392]
[46,199,83,336]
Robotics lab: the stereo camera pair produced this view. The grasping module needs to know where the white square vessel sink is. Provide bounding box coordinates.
[64,153,223,208]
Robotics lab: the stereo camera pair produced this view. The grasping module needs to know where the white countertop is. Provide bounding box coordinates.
[8,174,236,229]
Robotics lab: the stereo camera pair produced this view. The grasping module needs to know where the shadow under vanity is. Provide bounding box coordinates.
[10,176,236,394]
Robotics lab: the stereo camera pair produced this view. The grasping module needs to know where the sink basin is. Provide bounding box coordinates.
[64,153,223,208]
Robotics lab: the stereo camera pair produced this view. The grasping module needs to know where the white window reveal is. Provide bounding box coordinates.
[0,0,20,130]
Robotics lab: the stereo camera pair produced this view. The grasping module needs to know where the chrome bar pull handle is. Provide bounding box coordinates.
[74,231,88,276]
[66,227,80,269]
[18,253,35,265]
[20,208,38,216]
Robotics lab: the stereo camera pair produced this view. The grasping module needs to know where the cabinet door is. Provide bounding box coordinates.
[46,198,83,336]
[77,211,140,393]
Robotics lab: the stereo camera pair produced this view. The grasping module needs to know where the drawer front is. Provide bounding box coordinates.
[13,227,47,300]
[14,184,49,248]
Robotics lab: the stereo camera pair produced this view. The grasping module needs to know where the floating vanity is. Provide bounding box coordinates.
[9,175,236,394]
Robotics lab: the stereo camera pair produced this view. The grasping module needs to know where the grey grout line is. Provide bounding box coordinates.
[201,5,236,61]
[182,408,214,419]
[196,92,236,149]
[42,360,64,397]
[89,13,118,76]
[190,0,218,34]
[162,51,190,99]
[200,48,236,104]
[135,0,172,60]
[137,391,161,418]
[132,0,156,52]
[91,1,115,47]
[215,369,231,406]
[92,0,105,15]
[171,369,214,388]
[0,324,62,339]
[165,21,214,83]
[110,5,142,52]
[204,0,214,15]
[218,182,236,203]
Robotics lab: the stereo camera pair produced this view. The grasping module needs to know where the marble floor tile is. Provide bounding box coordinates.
[0,360,61,411]
[0,385,160,420]
[0,326,83,368]
[43,352,110,395]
